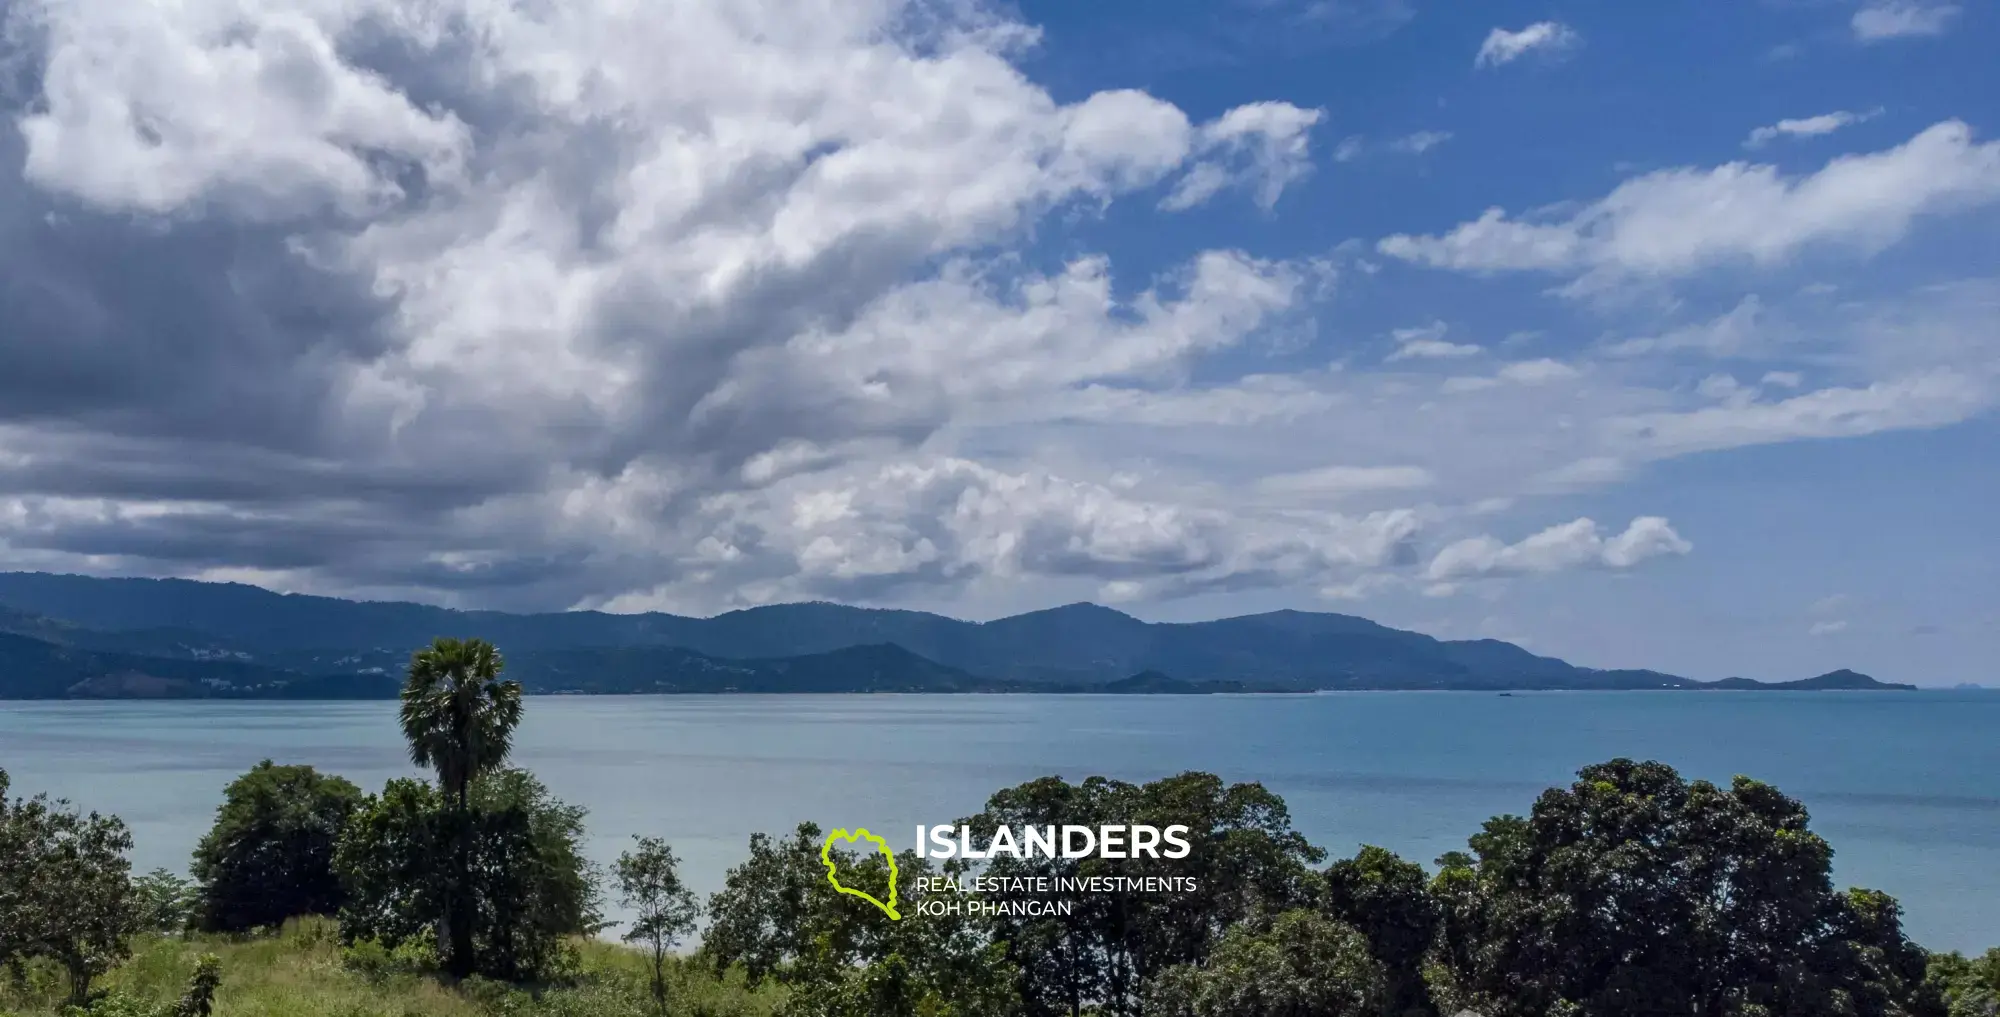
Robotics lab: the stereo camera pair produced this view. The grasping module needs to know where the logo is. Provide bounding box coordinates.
[821,828,901,920]
[916,824,1192,859]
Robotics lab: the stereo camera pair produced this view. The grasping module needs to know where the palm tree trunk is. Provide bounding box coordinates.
[446,780,476,979]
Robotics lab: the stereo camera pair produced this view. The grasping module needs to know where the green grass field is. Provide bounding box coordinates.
[0,918,782,1017]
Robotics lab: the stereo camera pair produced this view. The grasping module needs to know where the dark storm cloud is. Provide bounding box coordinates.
[0,131,394,446]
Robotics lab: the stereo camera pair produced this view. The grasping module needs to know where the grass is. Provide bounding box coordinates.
[0,918,784,1017]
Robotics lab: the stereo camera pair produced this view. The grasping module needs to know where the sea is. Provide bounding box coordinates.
[2,691,1997,953]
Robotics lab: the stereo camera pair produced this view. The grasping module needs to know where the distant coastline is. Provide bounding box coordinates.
[0,571,1922,699]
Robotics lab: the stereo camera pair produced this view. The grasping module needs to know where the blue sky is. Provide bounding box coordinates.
[0,0,1992,683]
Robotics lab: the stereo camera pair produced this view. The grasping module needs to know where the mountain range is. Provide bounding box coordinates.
[0,572,1917,698]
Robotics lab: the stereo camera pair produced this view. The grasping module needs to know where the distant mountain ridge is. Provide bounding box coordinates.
[0,571,1919,697]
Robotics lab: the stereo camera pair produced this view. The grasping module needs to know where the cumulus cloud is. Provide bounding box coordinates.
[1379,121,2000,290]
[1162,101,1326,211]
[1425,517,1692,582]
[0,0,1357,609]
[0,0,1976,618]
[1852,2,1960,41]
[1809,620,1849,636]
[607,456,1433,606]
[1745,110,1877,148]
[1474,22,1580,68]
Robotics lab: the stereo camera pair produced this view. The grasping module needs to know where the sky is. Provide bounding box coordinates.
[0,0,1993,685]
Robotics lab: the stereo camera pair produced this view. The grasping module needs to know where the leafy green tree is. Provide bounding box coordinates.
[398,636,524,977]
[1444,758,1942,1017]
[465,769,605,982]
[1322,845,1440,1017]
[334,768,602,983]
[962,771,1325,1017]
[1144,909,1385,1017]
[1927,948,2000,1017]
[332,777,446,951]
[615,836,701,1012]
[190,760,363,932]
[131,869,200,935]
[704,822,1019,1016]
[0,769,138,1006]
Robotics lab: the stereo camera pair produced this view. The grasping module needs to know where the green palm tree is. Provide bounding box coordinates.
[400,637,523,808]
[399,636,523,977]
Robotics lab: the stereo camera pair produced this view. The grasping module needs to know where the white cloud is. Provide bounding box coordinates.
[1474,22,1581,68]
[1610,370,1991,457]
[1387,322,1481,360]
[1603,297,1774,359]
[1162,101,1326,211]
[1852,2,1960,41]
[1328,131,1451,163]
[1809,619,1849,636]
[1380,121,2000,290]
[1387,130,1453,155]
[1425,516,1692,582]
[1392,339,1483,360]
[0,0,1984,621]
[649,456,1433,604]
[1745,110,1877,148]
[1254,465,1436,498]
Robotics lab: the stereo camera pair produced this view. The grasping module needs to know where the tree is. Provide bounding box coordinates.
[1144,910,1385,1017]
[190,760,363,932]
[1323,845,1440,1017]
[332,777,446,952]
[0,768,138,1006]
[334,768,603,983]
[132,869,200,935]
[465,769,606,982]
[398,636,524,977]
[616,836,701,1012]
[704,822,1019,1016]
[1443,758,1944,1017]
[962,771,1326,1017]
[1927,948,2000,1017]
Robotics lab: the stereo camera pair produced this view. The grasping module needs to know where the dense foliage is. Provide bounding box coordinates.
[1433,759,1941,1017]
[703,822,1018,1016]
[1928,948,2000,1016]
[190,761,362,932]
[333,769,604,983]
[1144,910,1384,1017]
[961,772,1326,1017]
[0,769,137,1005]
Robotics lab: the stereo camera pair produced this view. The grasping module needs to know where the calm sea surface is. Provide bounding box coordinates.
[3,692,1997,952]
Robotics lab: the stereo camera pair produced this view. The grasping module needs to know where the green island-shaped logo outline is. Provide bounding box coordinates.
[821,827,901,920]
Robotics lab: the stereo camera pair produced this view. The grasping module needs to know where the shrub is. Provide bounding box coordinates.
[192,761,364,933]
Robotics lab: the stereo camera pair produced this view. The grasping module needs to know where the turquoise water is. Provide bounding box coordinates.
[2,692,1997,952]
